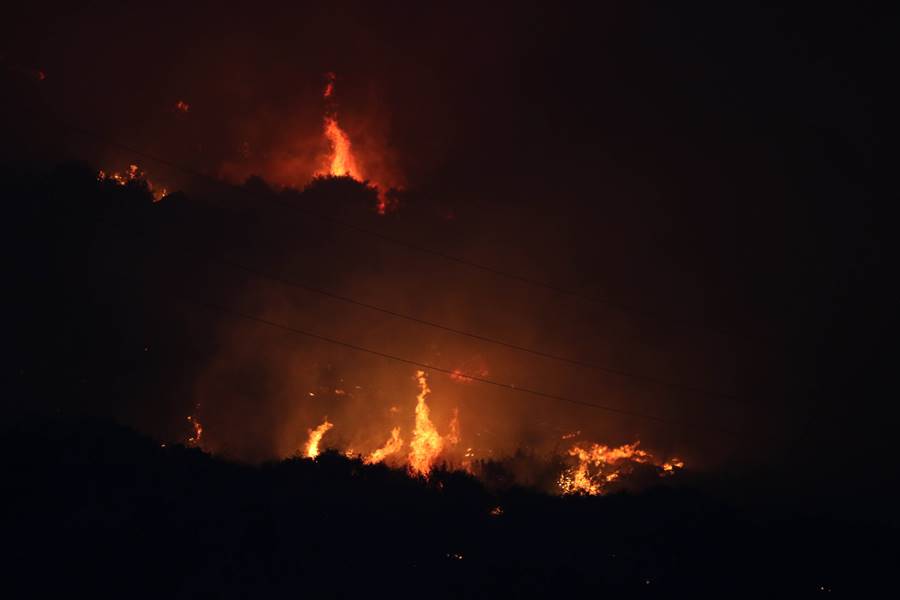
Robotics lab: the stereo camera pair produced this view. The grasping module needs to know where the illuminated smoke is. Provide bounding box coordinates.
[446,408,460,447]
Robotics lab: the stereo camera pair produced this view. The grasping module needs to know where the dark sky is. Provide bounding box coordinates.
[2,2,884,500]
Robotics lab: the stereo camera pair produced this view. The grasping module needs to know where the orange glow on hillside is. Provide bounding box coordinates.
[662,458,685,473]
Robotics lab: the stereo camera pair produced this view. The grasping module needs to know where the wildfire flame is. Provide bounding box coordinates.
[321,117,362,179]
[171,368,688,494]
[187,415,203,445]
[288,370,683,490]
[315,72,397,215]
[318,72,361,180]
[97,163,168,202]
[365,426,404,464]
[446,407,460,447]
[408,371,445,476]
[662,458,685,473]
[305,418,333,459]
[557,441,683,495]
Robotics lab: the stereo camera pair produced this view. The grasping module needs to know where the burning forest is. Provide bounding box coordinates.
[267,368,685,494]
[2,2,886,596]
[86,67,692,494]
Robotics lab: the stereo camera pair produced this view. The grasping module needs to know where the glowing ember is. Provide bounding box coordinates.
[175,100,190,113]
[97,163,168,202]
[449,362,489,384]
[408,371,444,476]
[305,418,333,459]
[662,458,685,473]
[365,427,404,464]
[186,415,203,445]
[323,71,335,99]
[450,369,473,383]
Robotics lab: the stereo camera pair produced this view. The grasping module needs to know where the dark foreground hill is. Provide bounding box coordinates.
[1,415,892,598]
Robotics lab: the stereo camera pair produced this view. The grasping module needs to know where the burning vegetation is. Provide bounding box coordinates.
[287,369,683,493]
[186,415,203,446]
[314,72,398,214]
[304,418,334,459]
[97,163,168,202]
[557,441,683,495]
[44,72,686,497]
[408,370,452,476]
[365,427,404,464]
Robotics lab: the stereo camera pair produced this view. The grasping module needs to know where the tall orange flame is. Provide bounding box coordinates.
[315,72,397,215]
[318,72,361,179]
[322,117,362,179]
[305,418,333,459]
[408,371,443,476]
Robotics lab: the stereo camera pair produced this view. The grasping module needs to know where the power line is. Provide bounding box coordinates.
[184,247,742,402]
[40,111,753,405]
[9,74,777,445]
[33,111,754,411]
[49,114,750,345]
[186,296,744,437]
